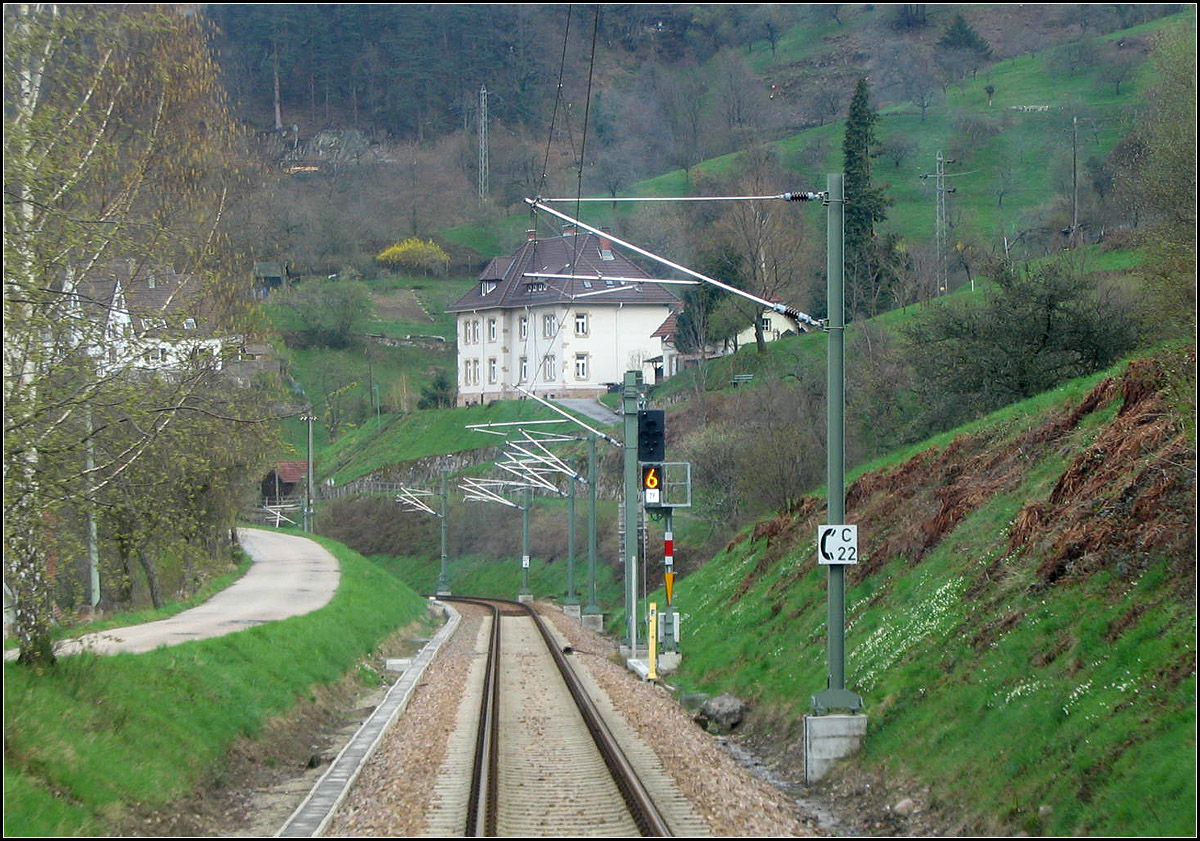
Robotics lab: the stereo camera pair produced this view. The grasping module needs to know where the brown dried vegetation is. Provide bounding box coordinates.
[726,352,1195,608]
[1019,357,1196,594]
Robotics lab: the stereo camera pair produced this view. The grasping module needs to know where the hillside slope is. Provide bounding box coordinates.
[669,348,1195,836]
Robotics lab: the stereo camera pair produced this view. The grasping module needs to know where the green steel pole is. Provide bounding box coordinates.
[521,485,531,597]
[623,371,641,650]
[584,433,599,614]
[566,474,578,604]
[814,172,863,714]
[437,472,450,595]
[828,171,847,692]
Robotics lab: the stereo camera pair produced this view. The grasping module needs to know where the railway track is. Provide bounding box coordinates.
[442,597,674,837]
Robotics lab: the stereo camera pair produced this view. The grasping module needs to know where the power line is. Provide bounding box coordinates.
[478,85,488,199]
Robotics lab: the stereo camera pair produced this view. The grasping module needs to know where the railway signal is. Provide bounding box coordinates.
[641,463,663,506]
[637,409,665,462]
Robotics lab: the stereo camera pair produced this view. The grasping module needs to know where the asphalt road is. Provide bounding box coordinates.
[4,528,340,660]
[554,397,621,426]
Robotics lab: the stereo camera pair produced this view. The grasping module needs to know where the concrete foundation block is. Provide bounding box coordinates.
[562,603,581,619]
[580,612,604,632]
[517,593,533,604]
[804,713,868,784]
[656,651,681,675]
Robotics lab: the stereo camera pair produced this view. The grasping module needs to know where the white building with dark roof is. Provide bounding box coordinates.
[68,259,228,377]
[447,227,679,406]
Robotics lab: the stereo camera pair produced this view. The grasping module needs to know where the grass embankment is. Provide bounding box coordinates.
[317,398,597,485]
[658,349,1195,836]
[2,532,430,837]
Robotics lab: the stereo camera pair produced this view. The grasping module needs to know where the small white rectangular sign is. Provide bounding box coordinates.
[817,525,858,565]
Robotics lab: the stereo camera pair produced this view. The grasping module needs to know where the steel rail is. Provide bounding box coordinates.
[526,603,672,837]
[459,597,501,837]
[444,596,671,837]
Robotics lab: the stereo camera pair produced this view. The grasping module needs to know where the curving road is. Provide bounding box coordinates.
[5,528,340,660]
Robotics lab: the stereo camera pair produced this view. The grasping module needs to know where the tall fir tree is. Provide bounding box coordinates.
[842,78,894,318]
[937,13,992,58]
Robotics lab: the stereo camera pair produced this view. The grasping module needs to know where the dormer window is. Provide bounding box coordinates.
[524,281,546,294]
[482,280,497,295]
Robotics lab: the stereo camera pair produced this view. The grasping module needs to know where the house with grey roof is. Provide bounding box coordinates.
[447,227,679,406]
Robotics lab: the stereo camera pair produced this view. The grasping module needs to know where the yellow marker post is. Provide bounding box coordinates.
[647,602,658,680]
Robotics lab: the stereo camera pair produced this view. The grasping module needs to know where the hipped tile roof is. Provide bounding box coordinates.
[448,230,678,312]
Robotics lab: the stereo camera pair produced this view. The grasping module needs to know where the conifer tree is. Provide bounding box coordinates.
[842,78,894,318]
[937,13,992,58]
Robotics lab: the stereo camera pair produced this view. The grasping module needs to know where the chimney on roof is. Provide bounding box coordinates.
[526,229,537,241]
[598,228,614,260]
[562,224,577,237]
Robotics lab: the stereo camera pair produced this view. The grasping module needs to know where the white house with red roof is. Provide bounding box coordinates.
[447,228,680,406]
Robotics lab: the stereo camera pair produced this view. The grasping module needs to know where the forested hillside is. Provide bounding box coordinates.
[208,4,1189,284]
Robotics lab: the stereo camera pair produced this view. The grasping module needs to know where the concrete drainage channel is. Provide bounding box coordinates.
[275,599,461,838]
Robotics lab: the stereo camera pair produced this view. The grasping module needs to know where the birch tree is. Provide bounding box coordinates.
[3,5,259,664]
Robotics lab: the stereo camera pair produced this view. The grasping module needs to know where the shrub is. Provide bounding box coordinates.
[376,238,450,276]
